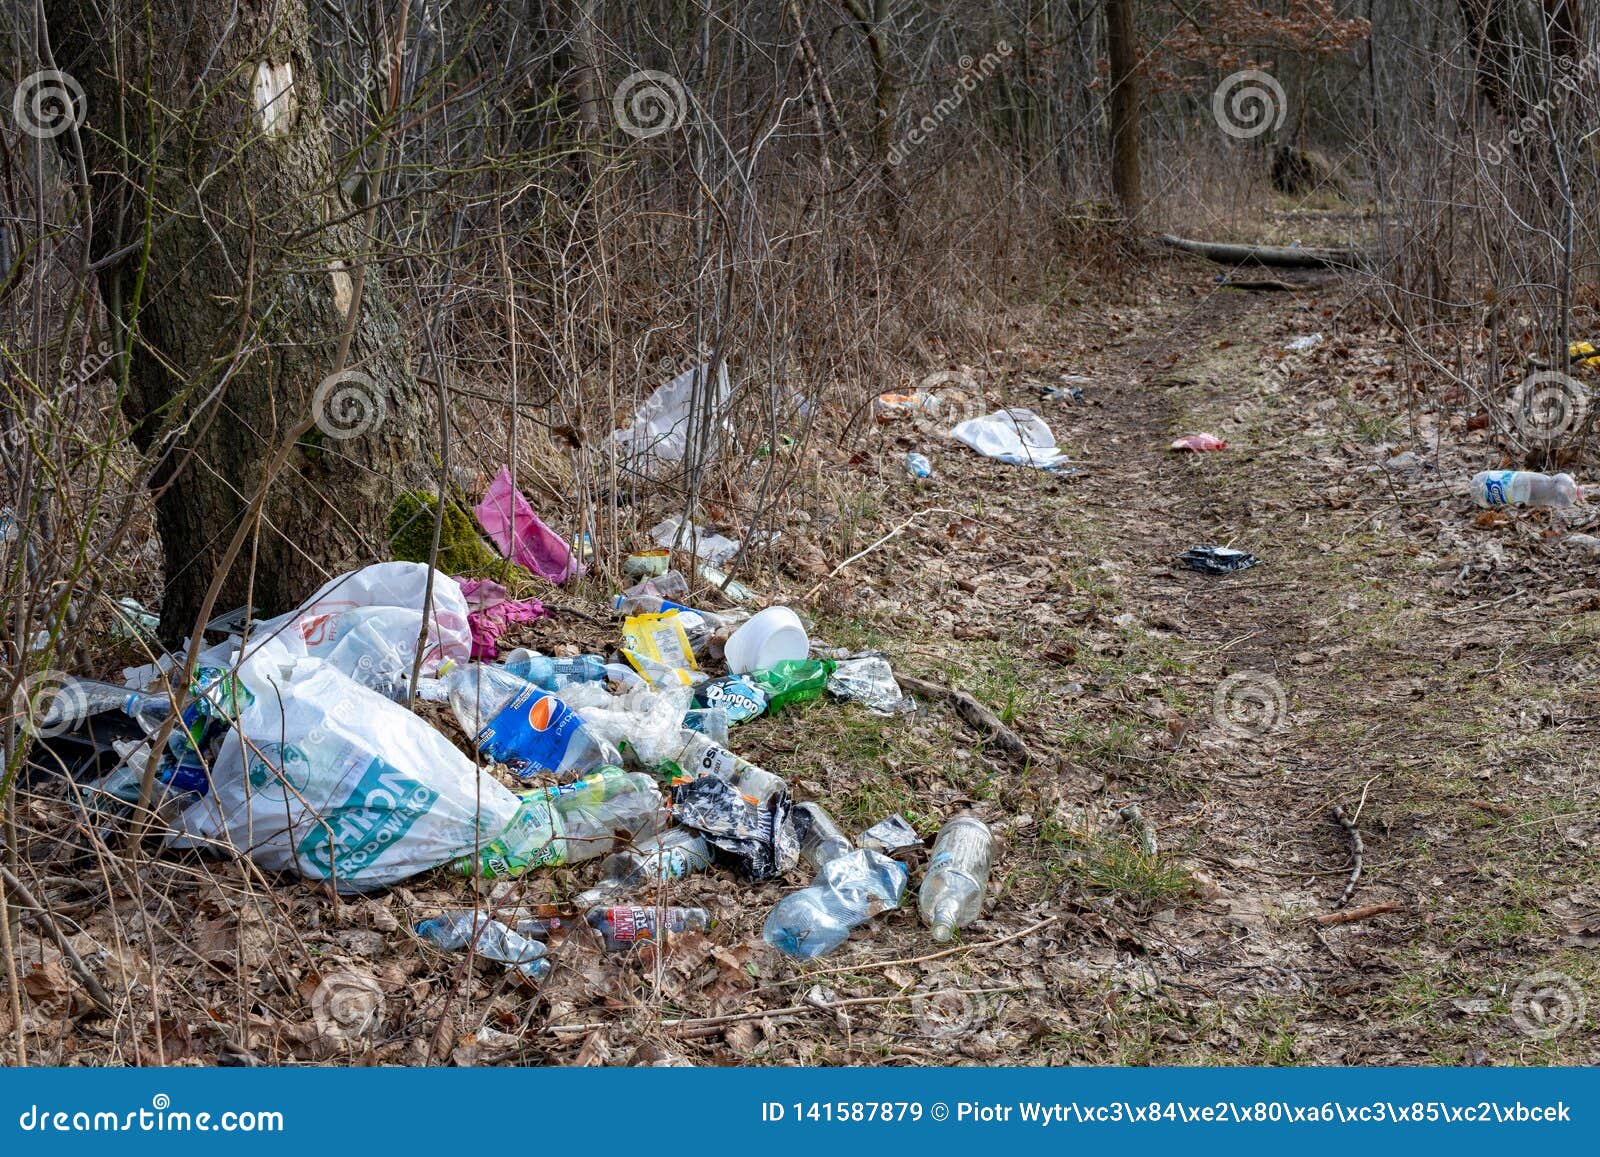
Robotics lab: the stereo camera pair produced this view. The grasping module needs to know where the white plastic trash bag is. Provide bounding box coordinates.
[171,638,520,893]
[250,562,472,688]
[613,362,732,478]
[949,408,1070,470]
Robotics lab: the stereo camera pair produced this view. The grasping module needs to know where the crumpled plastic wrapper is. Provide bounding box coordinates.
[826,654,915,716]
[857,814,922,858]
[672,775,798,880]
[558,683,696,769]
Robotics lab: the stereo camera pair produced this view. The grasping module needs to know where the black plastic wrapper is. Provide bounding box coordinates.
[671,776,799,880]
[1179,545,1260,575]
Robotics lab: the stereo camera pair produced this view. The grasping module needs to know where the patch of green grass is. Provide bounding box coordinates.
[1044,823,1197,913]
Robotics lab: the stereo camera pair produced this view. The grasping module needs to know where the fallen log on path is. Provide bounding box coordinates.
[1158,233,1366,270]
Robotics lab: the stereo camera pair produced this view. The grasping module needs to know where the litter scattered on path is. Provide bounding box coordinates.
[1170,432,1226,452]
[47,528,1001,978]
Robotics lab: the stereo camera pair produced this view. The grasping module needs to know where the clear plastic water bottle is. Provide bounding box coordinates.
[455,767,662,879]
[595,826,713,890]
[551,771,667,862]
[792,802,853,872]
[918,813,994,942]
[414,912,550,980]
[1471,469,1582,509]
[436,662,620,778]
[585,906,711,950]
[762,849,908,959]
[612,571,692,613]
[659,730,786,803]
[906,452,932,479]
[500,648,609,691]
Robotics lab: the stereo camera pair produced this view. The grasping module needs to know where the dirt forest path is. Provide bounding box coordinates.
[717,256,1599,1067]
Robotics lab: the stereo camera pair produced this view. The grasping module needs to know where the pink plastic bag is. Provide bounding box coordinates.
[455,577,549,660]
[1170,433,1227,452]
[474,466,583,584]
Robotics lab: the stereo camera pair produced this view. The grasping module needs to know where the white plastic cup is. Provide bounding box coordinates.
[723,606,809,674]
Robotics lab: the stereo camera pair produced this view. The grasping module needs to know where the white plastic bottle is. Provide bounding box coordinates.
[1472,470,1582,509]
[918,813,994,942]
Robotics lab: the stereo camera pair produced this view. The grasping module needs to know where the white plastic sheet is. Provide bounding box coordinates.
[949,408,1070,470]
[613,362,732,478]
[650,515,740,567]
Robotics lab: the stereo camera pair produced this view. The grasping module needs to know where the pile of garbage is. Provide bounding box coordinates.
[40,479,997,977]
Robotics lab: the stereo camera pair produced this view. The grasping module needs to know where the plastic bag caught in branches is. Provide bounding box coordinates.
[613,362,733,479]
[475,467,583,584]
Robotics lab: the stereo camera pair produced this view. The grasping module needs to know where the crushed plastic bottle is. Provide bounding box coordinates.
[435,662,620,778]
[500,648,608,691]
[557,682,696,769]
[749,658,836,713]
[762,849,908,959]
[614,570,692,611]
[595,826,715,891]
[1471,469,1582,509]
[681,706,730,746]
[918,813,994,942]
[585,906,711,951]
[792,802,853,872]
[456,766,663,878]
[415,912,550,980]
[905,452,933,479]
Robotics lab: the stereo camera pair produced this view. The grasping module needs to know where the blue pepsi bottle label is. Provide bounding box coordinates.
[475,683,588,777]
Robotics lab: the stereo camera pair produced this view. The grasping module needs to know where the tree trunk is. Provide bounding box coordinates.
[1105,0,1141,214]
[841,0,905,222]
[45,0,434,636]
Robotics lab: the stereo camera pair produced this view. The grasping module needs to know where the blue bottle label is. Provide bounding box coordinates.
[475,684,587,777]
[1481,470,1514,506]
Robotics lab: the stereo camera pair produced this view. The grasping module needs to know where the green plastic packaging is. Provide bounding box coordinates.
[749,658,836,713]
